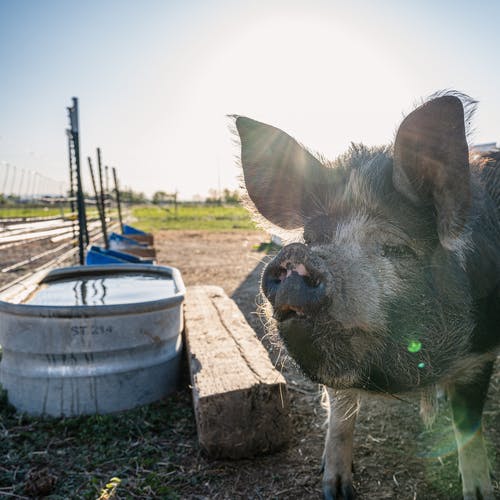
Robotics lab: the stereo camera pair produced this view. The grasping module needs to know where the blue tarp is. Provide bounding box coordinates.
[86,246,153,265]
[109,232,148,247]
[122,224,147,236]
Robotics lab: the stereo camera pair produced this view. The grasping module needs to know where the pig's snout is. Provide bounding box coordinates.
[263,243,327,320]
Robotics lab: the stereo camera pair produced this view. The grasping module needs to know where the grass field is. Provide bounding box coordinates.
[0,205,104,220]
[0,205,70,219]
[131,203,256,231]
[0,386,195,499]
[0,203,256,231]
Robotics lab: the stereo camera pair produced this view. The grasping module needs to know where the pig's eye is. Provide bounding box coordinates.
[381,244,415,258]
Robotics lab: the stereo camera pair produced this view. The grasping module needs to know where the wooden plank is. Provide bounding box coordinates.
[125,233,154,246]
[184,285,290,459]
[120,246,156,258]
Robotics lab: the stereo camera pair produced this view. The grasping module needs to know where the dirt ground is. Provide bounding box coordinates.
[153,230,500,500]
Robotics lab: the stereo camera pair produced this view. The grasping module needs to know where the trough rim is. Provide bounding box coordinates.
[0,263,185,318]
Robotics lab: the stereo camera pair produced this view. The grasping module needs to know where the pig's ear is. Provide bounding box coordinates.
[393,95,471,249]
[235,116,329,229]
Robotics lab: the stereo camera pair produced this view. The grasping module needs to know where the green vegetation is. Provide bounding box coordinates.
[0,205,70,219]
[0,205,107,220]
[0,386,196,498]
[204,188,240,204]
[132,203,256,231]
[0,200,254,231]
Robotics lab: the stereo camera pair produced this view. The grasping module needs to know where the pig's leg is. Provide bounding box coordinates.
[448,361,495,500]
[322,388,359,500]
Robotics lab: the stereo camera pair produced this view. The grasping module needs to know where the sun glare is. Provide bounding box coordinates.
[198,11,415,165]
[178,9,417,194]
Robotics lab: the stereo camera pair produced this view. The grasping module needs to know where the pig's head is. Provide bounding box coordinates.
[235,94,479,393]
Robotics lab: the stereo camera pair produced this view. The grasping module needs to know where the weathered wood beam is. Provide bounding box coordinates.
[184,285,289,459]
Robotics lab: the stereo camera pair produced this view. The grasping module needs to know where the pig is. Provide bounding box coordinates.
[233,92,500,500]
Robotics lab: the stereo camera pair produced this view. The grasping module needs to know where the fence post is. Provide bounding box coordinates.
[112,167,124,233]
[96,148,109,248]
[67,97,88,265]
[88,157,108,249]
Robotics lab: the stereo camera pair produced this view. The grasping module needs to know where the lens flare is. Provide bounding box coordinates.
[407,340,422,353]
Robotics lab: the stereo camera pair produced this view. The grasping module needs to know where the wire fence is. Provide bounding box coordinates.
[0,162,65,201]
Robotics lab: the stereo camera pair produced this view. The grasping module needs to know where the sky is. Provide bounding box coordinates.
[1,0,500,200]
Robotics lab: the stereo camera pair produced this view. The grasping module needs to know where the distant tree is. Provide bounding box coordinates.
[205,188,240,204]
[152,191,169,204]
[120,189,146,204]
[6,194,20,203]
[223,188,239,204]
[205,188,221,204]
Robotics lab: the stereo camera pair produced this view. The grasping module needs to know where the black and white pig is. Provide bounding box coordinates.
[234,93,500,500]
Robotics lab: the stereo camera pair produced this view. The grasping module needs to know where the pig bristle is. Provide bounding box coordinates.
[233,90,499,392]
[426,90,478,143]
[233,92,500,499]
[420,386,439,428]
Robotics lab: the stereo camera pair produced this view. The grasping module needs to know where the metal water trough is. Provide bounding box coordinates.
[0,264,185,416]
